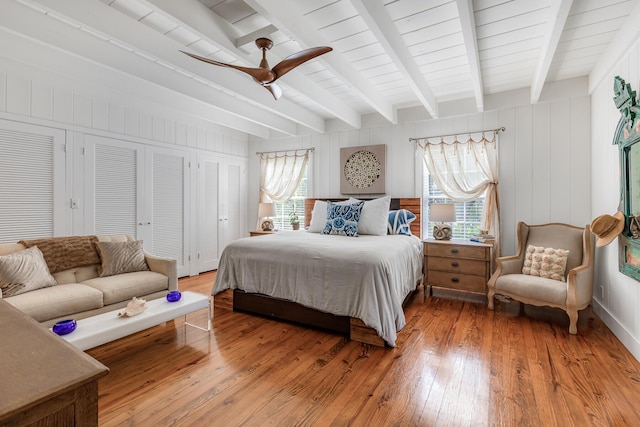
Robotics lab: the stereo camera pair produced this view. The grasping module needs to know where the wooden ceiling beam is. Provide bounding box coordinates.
[455,0,484,112]
[235,24,278,48]
[530,0,574,104]
[350,0,438,118]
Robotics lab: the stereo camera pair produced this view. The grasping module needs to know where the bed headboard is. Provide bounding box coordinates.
[304,198,422,239]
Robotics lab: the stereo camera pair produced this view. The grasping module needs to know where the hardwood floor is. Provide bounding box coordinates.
[90,271,640,426]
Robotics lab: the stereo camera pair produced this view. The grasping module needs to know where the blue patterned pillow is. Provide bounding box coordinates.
[387,209,416,236]
[322,201,364,236]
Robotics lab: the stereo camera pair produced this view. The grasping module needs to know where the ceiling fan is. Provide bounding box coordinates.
[181,37,332,100]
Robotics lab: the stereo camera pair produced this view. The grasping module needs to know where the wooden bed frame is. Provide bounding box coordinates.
[232,197,422,347]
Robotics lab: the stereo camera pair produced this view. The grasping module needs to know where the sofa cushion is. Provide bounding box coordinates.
[5,283,104,322]
[96,240,150,277]
[0,246,57,297]
[81,271,169,305]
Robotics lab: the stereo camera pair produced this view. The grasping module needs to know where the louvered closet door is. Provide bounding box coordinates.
[0,119,66,243]
[84,135,144,238]
[197,153,220,273]
[148,146,190,278]
[85,136,190,277]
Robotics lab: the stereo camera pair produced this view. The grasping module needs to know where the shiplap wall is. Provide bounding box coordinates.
[249,87,591,256]
[591,37,640,361]
[0,57,248,156]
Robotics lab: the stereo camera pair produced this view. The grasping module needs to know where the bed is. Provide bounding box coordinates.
[212,197,423,347]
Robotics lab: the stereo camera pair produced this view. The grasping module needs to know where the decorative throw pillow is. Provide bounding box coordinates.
[322,200,365,236]
[308,199,358,232]
[522,245,569,282]
[0,246,57,297]
[96,240,150,277]
[353,196,391,236]
[387,209,416,235]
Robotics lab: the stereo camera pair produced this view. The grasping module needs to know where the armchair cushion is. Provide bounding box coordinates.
[495,274,567,306]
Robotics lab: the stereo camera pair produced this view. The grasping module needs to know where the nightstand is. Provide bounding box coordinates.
[249,230,274,237]
[424,238,492,303]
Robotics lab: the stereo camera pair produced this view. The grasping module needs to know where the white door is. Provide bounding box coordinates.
[84,135,145,238]
[85,135,191,277]
[147,146,190,278]
[219,158,247,254]
[196,153,220,273]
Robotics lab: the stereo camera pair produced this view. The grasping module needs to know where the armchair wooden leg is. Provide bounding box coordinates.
[568,309,578,334]
[487,288,495,310]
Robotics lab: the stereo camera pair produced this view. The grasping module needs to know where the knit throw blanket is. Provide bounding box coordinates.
[19,235,100,274]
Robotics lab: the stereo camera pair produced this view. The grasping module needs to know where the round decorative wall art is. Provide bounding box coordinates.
[340,144,386,194]
[344,150,381,189]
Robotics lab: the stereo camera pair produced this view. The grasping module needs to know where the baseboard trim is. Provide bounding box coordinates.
[593,297,640,362]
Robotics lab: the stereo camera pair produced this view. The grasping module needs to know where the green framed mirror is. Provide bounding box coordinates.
[613,76,640,279]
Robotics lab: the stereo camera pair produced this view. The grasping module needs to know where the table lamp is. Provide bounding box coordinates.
[430,203,456,240]
[258,202,276,231]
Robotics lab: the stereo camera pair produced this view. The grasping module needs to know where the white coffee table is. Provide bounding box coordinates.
[53,291,211,351]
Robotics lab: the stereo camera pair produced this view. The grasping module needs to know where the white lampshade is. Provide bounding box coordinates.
[258,202,276,218]
[430,203,456,222]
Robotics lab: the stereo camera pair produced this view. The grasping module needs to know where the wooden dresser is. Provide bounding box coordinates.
[424,239,492,302]
[0,300,109,426]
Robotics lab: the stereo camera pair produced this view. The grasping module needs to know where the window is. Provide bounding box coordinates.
[273,167,307,231]
[422,172,485,239]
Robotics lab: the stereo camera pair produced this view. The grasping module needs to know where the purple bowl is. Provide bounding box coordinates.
[52,319,77,336]
[166,290,182,302]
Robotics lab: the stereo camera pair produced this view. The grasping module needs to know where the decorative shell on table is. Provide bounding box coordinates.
[118,296,147,317]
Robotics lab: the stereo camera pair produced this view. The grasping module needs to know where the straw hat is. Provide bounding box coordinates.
[590,211,625,247]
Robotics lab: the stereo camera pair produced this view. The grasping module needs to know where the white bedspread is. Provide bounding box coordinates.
[212,231,423,346]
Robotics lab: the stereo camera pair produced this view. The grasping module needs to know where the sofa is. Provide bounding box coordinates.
[0,234,177,327]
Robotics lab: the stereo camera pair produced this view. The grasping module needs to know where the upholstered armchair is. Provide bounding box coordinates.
[487,222,595,334]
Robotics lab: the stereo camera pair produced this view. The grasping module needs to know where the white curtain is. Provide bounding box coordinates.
[417,131,501,256]
[259,149,310,203]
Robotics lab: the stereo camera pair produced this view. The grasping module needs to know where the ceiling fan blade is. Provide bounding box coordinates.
[180,51,275,83]
[263,82,282,100]
[271,46,332,80]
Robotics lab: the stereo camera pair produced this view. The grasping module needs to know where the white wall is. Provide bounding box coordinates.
[249,81,592,257]
[591,38,640,361]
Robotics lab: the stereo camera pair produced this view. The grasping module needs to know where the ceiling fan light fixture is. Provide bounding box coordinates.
[181,37,332,100]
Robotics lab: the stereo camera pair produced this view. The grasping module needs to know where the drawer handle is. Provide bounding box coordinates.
[451,277,459,283]
[451,262,459,267]
[451,248,459,254]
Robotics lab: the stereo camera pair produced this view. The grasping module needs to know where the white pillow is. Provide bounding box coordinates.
[308,199,355,232]
[352,196,391,235]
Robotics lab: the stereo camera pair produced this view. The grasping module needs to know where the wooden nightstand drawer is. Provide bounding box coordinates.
[427,271,487,293]
[427,256,488,276]
[426,242,489,260]
[249,230,274,237]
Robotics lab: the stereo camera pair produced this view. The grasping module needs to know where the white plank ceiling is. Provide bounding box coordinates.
[4,0,638,137]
